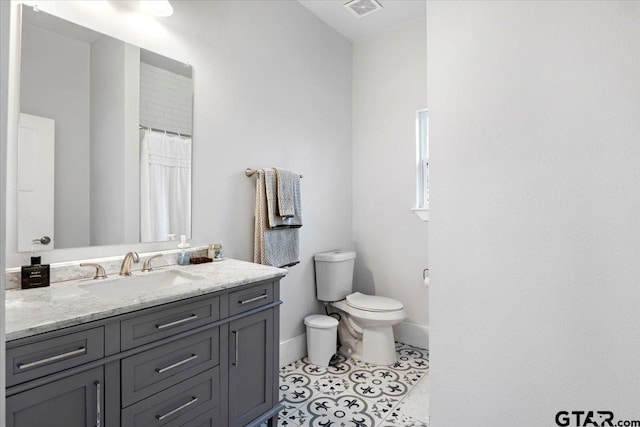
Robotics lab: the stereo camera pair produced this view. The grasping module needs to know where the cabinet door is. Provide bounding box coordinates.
[228,309,274,427]
[6,366,104,427]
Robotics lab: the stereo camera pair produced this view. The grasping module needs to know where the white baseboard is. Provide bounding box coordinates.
[394,321,429,350]
[279,333,307,368]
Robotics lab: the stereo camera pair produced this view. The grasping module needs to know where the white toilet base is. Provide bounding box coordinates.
[331,298,405,366]
[363,326,397,365]
[337,322,397,366]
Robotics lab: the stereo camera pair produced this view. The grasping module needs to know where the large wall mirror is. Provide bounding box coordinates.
[17,5,193,252]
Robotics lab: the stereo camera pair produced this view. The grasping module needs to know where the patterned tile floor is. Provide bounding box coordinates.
[275,342,429,426]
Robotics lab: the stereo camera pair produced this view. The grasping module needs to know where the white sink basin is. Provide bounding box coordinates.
[79,270,204,296]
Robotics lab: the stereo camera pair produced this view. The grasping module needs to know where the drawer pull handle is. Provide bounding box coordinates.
[155,396,198,421]
[95,381,101,427]
[239,294,268,305]
[156,354,198,374]
[155,314,198,330]
[17,347,87,370]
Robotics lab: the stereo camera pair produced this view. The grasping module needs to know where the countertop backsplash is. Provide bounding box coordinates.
[4,246,209,290]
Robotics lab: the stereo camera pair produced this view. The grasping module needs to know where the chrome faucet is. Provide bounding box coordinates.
[141,254,162,272]
[119,251,139,276]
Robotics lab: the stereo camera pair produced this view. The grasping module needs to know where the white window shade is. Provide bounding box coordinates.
[414,109,429,221]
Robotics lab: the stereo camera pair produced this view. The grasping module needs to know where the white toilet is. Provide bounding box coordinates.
[314,250,405,365]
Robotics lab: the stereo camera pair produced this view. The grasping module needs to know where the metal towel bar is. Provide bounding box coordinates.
[245,168,303,178]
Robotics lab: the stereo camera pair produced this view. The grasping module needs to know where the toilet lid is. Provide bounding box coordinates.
[346,292,403,312]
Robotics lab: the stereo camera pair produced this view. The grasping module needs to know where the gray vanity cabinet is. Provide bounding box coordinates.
[5,277,283,427]
[6,366,103,427]
[228,309,274,427]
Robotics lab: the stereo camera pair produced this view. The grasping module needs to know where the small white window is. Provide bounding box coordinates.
[414,109,429,219]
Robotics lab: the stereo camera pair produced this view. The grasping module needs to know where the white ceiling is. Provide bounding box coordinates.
[298,0,426,42]
[100,1,425,43]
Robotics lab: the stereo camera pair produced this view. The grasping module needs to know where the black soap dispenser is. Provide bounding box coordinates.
[21,256,50,289]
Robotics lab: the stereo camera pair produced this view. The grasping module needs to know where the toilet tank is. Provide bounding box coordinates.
[314,250,356,302]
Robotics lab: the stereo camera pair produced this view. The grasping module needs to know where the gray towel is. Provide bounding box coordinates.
[254,170,300,268]
[264,169,302,228]
[264,169,302,229]
[275,167,296,218]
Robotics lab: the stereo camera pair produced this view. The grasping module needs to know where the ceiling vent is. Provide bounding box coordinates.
[344,0,383,18]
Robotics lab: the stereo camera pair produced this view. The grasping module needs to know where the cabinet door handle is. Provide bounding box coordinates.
[17,347,86,370]
[239,294,268,305]
[232,330,239,366]
[155,314,198,330]
[156,354,198,374]
[155,396,198,421]
[95,381,101,427]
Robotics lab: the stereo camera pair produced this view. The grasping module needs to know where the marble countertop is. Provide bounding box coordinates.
[5,258,287,341]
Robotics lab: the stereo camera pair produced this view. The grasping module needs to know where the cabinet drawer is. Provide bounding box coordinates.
[122,328,220,407]
[7,327,104,387]
[121,296,220,350]
[228,282,274,316]
[122,367,219,427]
[182,408,220,427]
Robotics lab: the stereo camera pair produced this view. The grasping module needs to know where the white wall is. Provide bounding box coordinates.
[428,1,640,425]
[122,42,141,245]
[90,36,131,246]
[20,23,91,248]
[182,0,353,348]
[352,19,428,348]
[5,1,352,355]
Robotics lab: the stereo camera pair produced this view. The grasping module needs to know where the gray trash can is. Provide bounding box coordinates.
[304,314,339,367]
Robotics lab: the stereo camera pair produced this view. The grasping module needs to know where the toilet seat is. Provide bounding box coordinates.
[346,292,403,312]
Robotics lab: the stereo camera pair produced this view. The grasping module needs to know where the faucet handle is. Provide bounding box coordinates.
[142,254,163,272]
[80,263,107,280]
